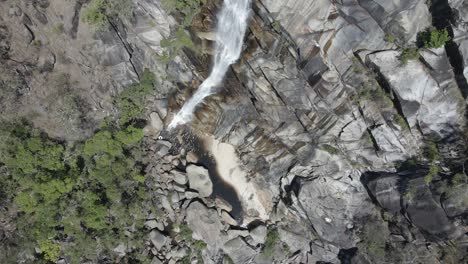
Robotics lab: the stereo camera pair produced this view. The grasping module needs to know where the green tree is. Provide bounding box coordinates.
[419,28,451,49]
[84,131,122,157]
[39,240,61,262]
[115,125,144,146]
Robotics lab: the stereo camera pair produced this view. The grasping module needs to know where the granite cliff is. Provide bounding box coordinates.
[0,0,466,263]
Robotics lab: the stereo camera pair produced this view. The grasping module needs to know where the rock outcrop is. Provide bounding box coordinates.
[0,0,467,263]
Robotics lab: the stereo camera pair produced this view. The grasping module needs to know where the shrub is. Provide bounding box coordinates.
[158,28,197,63]
[424,141,439,161]
[358,218,389,257]
[322,144,339,155]
[82,0,133,30]
[31,39,41,47]
[82,0,108,29]
[419,28,451,49]
[272,20,280,31]
[52,23,64,34]
[358,83,393,107]
[384,34,396,43]
[393,114,409,130]
[451,173,466,185]
[39,240,61,262]
[424,164,439,184]
[178,223,194,241]
[115,69,155,124]
[161,0,207,26]
[262,228,280,256]
[399,48,420,65]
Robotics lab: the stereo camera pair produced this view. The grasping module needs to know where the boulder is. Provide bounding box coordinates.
[186,201,222,247]
[363,172,402,213]
[154,140,172,157]
[171,171,187,185]
[249,225,267,245]
[222,237,257,264]
[149,230,168,251]
[186,165,213,198]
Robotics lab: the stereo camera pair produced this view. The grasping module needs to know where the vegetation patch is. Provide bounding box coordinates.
[161,0,207,27]
[399,48,420,65]
[262,228,280,257]
[393,114,409,131]
[82,0,133,30]
[158,0,206,63]
[424,164,439,184]
[424,141,440,161]
[157,28,198,64]
[358,217,390,258]
[322,144,339,155]
[418,28,451,49]
[174,223,206,263]
[357,81,394,107]
[0,69,157,263]
[384,34,396,44]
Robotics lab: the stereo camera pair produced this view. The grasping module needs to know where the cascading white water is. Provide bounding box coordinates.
[168,0,251,129]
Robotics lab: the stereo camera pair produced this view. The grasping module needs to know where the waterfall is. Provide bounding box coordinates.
[168,0,252,130]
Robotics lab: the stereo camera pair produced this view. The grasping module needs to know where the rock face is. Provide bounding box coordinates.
[1,0,467,263]
[367,49,464,137]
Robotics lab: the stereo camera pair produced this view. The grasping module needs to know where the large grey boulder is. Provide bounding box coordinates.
[186,201,222,248]
[149,230,168,251]
[222,237,257,264]
[364,173,402,213]
[186,165,213,198]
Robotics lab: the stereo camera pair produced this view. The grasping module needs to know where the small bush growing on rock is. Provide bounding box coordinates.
[161,0,207,26]
[115,69,155,124]
[424,164,439,184]
[424,141,439,161]
[158,28,198,64]
[384,34,396,43]
[393,114,409,131]
[52,23,64,34]
[322,144,339,155]
[358,83,393,107]
[451,173,466,185]
[31,39,41,47]
[83,0,133,30]
[262,228,280,257]
[399,48,420,65]
[418,28,451,49]
[358,217,390,258]
[82,0,107,29]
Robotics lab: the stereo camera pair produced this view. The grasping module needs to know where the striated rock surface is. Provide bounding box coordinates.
[0,0,467,263]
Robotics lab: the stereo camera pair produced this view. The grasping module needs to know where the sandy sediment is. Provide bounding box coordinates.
[204,136,271,224]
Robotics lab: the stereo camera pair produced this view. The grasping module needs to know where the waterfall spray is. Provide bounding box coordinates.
[168,0,251,130]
